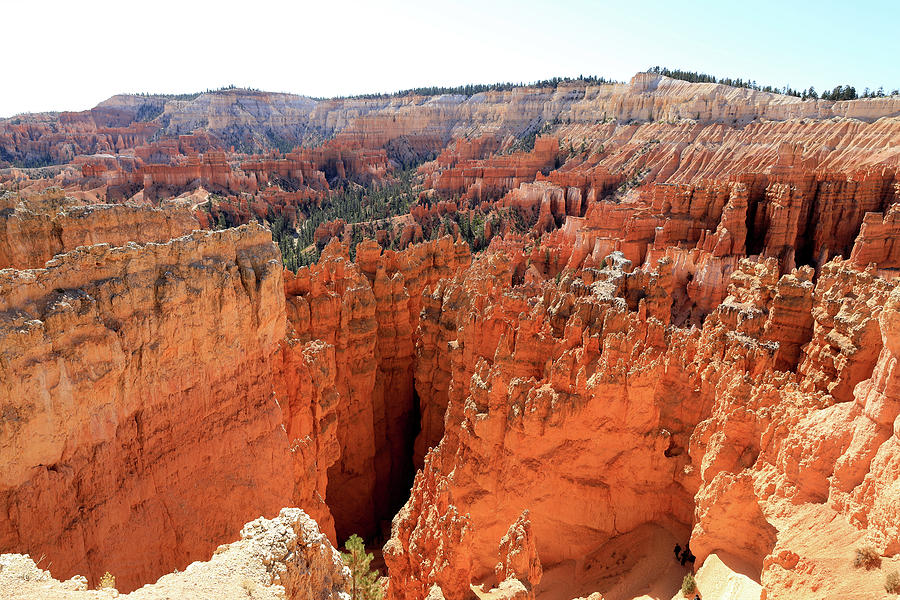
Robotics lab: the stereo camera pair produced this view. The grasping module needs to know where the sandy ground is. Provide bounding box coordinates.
[528,524,762,600]
[534,523,691,600]
[683,553,761,600]
[526,502,900,600]
[761,501,900,600]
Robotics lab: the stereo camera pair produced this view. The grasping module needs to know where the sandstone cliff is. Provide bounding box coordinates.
[6,73,900,170]
[283,235,470,540]
[385,246,900,600]
[0,224,338,591]
[0,198,199,269]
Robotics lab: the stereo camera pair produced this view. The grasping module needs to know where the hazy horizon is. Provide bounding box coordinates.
[4,0,899,118]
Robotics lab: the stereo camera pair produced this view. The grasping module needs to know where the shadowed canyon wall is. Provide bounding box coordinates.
[283,235,470,540]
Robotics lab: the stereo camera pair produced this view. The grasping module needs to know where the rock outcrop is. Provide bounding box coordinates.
[489,511,542,600]
[384,244,900,600]
[0,508,350,600]
[7,72,900,169]
[283,235,470,540]
[850,201,900,272]
[385,248,696,600]
[0,199,199,269]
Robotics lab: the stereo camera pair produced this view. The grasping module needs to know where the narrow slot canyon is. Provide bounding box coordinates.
[325,376,424,545]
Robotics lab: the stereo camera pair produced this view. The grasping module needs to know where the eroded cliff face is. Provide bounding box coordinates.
[0,224,340,592]
[385,248,698,600]
[384,245,900,600]
[282,235,470,540]
[0,204,470,590]
[9,217,896,599]
[0,197,199,269]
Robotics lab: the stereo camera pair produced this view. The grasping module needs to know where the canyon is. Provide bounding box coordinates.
[1,72,899,600]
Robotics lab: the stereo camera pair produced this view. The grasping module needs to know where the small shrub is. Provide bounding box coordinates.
[681,573,697,595]
[853,545,881,570]
[886,570,900,594]
[97,571,116,590]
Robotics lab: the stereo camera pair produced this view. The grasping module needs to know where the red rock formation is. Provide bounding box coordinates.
[423,136,559,201]
[276,339,342,540]
[386,247,699,600]
[284,241,380,539]
[385,240,900,600]
[0,199,199,269]
[475,512,543,600]
[684,257,900,598]
[494,511,542,591]
[314,219,348,248]
[0,224,341,592]
[798,261,888,403]
[850,200,900,272]
[4,74,900,600]
[283,236,470,540]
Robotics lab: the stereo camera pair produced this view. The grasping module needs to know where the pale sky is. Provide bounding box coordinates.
[4,0,899,117]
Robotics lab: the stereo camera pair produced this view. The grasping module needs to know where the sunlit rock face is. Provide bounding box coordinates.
[384,248,900,600]
[283,236,470,540]
[0,197,199,269]
[0,225,306,591]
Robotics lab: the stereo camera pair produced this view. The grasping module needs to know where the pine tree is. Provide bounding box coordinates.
[341,535,382,600]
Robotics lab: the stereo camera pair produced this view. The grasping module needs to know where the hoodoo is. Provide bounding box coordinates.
[2,62,899,600]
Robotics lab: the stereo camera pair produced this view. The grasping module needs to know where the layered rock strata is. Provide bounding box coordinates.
[2,73,900,600]
[283,235,470,540]
[0,224,337,591]
[0,199,199,269]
